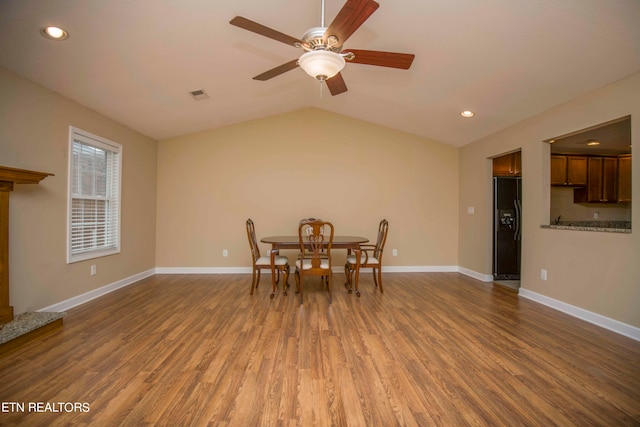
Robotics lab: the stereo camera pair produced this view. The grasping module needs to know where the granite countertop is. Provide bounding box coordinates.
[541,220,631,234]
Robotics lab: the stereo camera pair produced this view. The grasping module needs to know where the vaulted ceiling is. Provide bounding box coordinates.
[2,0,640,147]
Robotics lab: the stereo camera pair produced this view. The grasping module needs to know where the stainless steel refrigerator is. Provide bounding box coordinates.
[493,177,522,280]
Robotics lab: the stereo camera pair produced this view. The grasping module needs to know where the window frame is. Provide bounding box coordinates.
[67,126,122,263]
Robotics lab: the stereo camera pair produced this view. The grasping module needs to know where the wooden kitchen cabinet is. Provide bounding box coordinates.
[574,157,618,203]
[493,151,521,176]
[551,155,587,186]
[550,155,567,185]
[618,155,632,202]
[567,156,588,186]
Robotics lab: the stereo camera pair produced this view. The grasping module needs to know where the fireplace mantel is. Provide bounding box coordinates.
[0,165,53,185]
[1,165,54,324]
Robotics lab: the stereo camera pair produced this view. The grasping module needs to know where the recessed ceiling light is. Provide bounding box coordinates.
[40,26,69,41]
[586,140,600,146]
[460,110,475,118]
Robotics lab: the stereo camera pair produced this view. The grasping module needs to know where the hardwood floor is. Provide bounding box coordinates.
[0,272,638,426]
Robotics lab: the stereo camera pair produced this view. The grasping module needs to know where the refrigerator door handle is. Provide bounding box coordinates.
[514,199,521,240]
[493,178,498,275]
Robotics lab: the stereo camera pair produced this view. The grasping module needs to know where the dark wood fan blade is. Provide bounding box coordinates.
[324,0,380,45]
[230,16,303,47]
[253,59,300,81]
[326,72,348,96]
[343,49,415,69]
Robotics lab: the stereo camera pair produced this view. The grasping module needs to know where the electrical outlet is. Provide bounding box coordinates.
[594,211,599,220]
[90,265,96,276]
[392,249,398,256]
[222,249,228,257]
[467,207,475,214]
[540,269,547,281]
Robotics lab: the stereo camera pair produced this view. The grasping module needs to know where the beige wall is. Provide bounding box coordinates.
[550,187,631,222]
[0,67,157,314]
[156,108,459,269]
[459,72,640,328]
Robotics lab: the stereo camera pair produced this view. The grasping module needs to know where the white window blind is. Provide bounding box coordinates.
[67,127,122,263]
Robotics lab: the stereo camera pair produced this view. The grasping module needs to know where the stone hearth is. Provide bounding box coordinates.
[0,311,66,347]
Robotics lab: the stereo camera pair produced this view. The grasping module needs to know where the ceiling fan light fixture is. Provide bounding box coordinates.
[298,50,345,81]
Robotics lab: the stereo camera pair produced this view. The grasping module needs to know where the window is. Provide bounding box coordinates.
[67,127,122,263]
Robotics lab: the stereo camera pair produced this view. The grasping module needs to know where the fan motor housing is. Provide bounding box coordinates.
[300,27,342,52]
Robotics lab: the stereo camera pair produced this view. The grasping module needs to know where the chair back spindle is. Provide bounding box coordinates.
[246,218,261,263]
[295,219,334,304]
[374,219,389,257]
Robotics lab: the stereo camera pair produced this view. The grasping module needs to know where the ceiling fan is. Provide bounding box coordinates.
[230,0,415,96]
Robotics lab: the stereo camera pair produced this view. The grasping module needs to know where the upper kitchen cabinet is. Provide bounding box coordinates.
[493,151,521,176]
[618,155,632,203]
[574,156,618,203]
[551,155,587,186]
[550,155,567,184]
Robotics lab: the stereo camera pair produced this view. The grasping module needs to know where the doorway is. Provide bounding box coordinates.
[492,151,522,291]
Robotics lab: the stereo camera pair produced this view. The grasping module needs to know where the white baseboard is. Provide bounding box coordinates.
[519,288,640,342]
[155,267,250,274]
[337,266,458,274]
[457,267,494,282]
[156,266,460,274]
[384,265,459,273]
[37,268,156,313]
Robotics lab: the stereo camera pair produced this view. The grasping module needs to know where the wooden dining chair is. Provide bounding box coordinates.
[345,219,389,297]
[246,219,290,298]
[294,219,334,304]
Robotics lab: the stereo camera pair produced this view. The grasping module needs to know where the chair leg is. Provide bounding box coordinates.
[344,263,350,288]
[372,268,378,288]
[250,268,257,295]
[354,264,361,298]
[270,267,277,300]
[328,272,332,304]
[343,263,353,294]
[377,268,383,293]
[283,266,290,296]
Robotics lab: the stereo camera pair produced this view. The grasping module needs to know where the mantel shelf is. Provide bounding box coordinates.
[0,165,54,184]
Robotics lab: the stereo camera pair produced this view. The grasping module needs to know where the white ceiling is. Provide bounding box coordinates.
[1,0,640,147]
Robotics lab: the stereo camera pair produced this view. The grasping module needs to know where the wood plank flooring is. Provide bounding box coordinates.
[0,272,638,426]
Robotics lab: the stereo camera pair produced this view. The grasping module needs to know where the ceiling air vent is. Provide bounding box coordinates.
[189,89,209,100]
